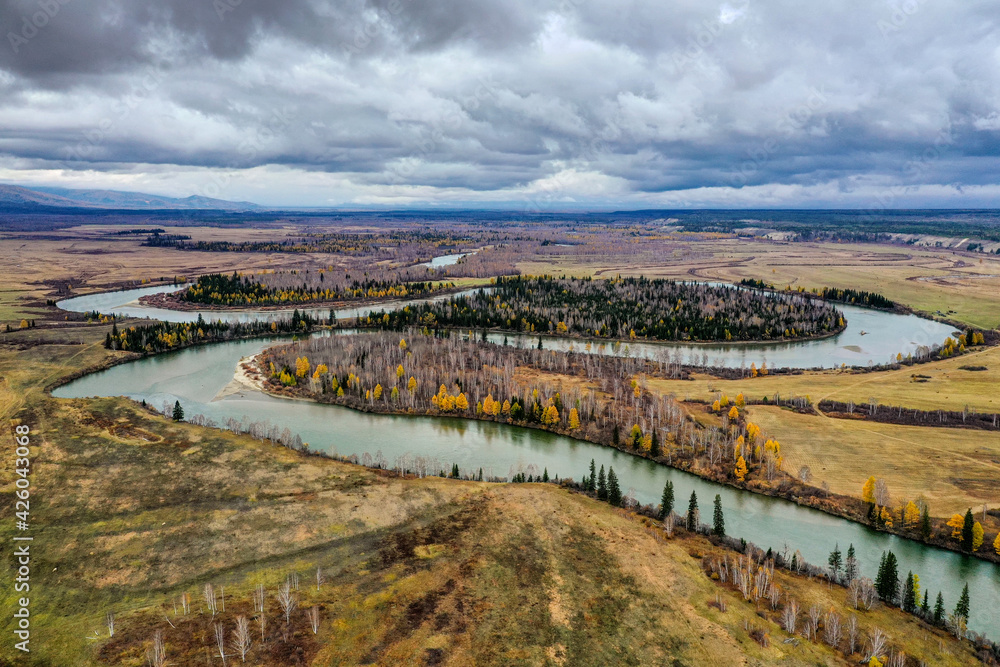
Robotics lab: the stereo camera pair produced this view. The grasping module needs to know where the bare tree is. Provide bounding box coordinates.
[232,615,252,663]
[782,598,799,634]
[180,592,190,615]
[105,611,115,638]
[258,609,267,645]
[307,605,321,634]
[315,567,325,592]
[824,609,842,648]
[866,627,888,663]
[215,623,228,665]
[846,614,859,655]
[849,577,876,610]
[204,583,217,617]
[807,604,821,640]
[145,630,166,667]
[888,650,906,667]
[277,581,297,624]
[663,513,674,538]
[253,584,266,613]
[874,478,891,507]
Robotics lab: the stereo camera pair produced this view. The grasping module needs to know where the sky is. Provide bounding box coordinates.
[0,0,998,209]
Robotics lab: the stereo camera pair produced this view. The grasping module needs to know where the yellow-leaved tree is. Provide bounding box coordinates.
[456,393,469,411]
[903,501,920,528]
[396,364,404,379]
[861,477,877,505]
[947,514,965,540]
[568,407,581,430]
[407,376,417,392]
[734,456,748,482]
[994,532,1000,556]
[728,405,739,421]
[973,521,984,551]
[295,356,311,378]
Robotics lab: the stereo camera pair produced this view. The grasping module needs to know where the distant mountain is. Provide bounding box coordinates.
[0,184,260,211]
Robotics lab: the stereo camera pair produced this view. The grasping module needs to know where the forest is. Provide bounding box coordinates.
[259,329,789,492]
[738,279,897,310]
[179,271,455,307]
[102,310,317,354]
[368,276,845,342]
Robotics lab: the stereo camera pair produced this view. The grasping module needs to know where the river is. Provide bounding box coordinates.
[53,283,994,634]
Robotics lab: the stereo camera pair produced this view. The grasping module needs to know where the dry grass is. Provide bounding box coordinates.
[647,343,1000,414]
[749,404,1000,517]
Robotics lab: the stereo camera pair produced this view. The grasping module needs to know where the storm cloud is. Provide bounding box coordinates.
[0,0,998,207]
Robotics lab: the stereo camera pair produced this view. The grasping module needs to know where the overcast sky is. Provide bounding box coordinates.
[0,0,998,208]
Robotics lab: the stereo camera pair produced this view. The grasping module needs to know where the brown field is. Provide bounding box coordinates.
[647,343,1000,414]
[748,404,1000,518]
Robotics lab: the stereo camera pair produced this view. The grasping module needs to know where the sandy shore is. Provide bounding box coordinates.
[212,355,268,401]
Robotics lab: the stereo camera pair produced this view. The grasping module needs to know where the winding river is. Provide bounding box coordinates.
[54,284,997,635]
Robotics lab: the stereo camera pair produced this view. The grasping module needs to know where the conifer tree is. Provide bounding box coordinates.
[606,467,622,506]
[828,544,842,582]
[712,495,725,537]
[954,583,970,620]
[962,509,975,552]
[172,400,184,421]
[933,592,945,625]
[658,480,674,520]
[542,468,549,483]
[844,544,858,583]
[686,491,699,531]
[586,459,597,493]
[875,551,899,604]
[597,465,608,501]
[650,429,660,457]
[902,572,916,613]
[921,590,930,617]
[920,505,932,541]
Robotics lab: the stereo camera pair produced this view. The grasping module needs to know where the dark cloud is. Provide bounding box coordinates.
[0,0,997,206]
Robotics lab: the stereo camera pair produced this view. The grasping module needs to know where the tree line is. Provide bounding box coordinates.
[103,311,316,354]
[738,278,896,310]
[367,275,843,342]
[179,270,455,307]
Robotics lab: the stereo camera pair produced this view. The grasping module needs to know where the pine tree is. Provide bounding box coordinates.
[542,468,549,483]
[902,572,916,613]
[172,400,184,421]
[606,467,622,506]
[921,590,930,617]
[875,551,899,604]
[686,491,699,531]
[844,543,858,583]
[933,592,945,625]
[712,495,725,537]
[954,583,970,620]
[586,459,597,493]
[658,480,674,520]
[961,509,975,552]
[450,463,460,478]
[920,505,932,541]
[597,465,608,501]
[828,544,842,582]
[650,429,660,457]
[612,424,620,447]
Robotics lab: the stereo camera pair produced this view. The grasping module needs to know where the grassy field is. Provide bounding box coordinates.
[518,237,1000,328]
[747,404,1000,518]
[647,343,1000,414]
